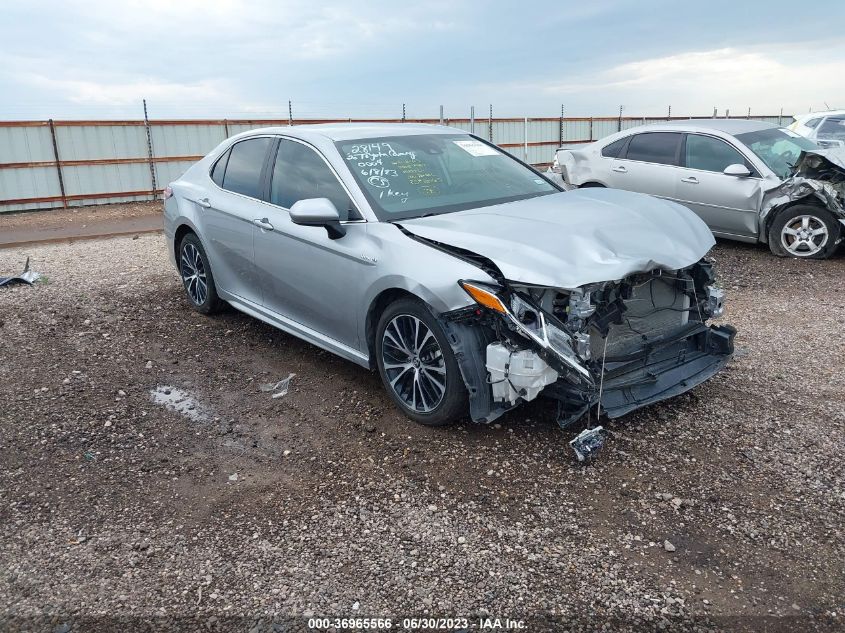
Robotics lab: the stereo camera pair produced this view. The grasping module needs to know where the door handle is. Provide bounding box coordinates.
[252,218,274,231]
[612,166,627,173]
[681,176,699,184]
[196,197,212,208]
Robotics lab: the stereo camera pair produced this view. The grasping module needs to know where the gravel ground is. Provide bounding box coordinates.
[0,233,843,632]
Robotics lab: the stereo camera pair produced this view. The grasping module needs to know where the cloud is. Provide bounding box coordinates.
[507,46,845,114]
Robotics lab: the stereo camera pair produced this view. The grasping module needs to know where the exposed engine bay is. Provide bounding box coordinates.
[440,259,735,432]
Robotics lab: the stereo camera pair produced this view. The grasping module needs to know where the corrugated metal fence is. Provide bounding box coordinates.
[0,114,789,213]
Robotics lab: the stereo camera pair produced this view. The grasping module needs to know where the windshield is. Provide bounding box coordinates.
[734,127,817,179]
[336,134,558,220]
[818,117,845,141]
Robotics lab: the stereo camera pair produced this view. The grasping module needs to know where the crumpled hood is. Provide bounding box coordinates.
[762,148,845,220]
[400,188,715,289]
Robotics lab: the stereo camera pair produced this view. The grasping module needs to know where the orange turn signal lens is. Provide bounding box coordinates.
[459,281,508,314]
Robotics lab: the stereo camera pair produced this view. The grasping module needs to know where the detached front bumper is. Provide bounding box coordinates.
[597,323,735,418]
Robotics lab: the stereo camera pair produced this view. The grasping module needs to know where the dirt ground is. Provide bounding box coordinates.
[0,223,843,632]
[0,202,161,248]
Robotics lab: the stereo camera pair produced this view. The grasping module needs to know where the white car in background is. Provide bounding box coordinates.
[549,120,845,259]
[789,110,845,148]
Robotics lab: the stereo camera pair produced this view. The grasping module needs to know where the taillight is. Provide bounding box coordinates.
[163,185,173,199]
[550,156,561,174]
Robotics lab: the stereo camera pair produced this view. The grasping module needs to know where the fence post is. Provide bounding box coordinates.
[470,106,475,135]
[48,119,67,209]
[667,105,671,120]
[725,108,730,119]
[523,116,528,162]
[402,103,406,123]
[589,117,594,142]
[288,100,293,126]
[223,118,230,139]
[713,107,717,118]
[559,105,564,146]
[779,107,783,126]
[488,105,493,143]
[142,99,157,199]
[618,105,623,131]
[747,107,751,120]
[439,105,444,125]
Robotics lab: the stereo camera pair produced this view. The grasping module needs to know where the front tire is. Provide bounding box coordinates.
[178,233,223,314]
[375,298,467,426]
[768,205,840,259]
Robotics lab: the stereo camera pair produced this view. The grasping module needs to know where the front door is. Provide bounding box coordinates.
[253,137,369,350]
[674,134,762,238]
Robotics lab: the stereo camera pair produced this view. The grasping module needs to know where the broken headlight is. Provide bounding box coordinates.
[459,281,592,381]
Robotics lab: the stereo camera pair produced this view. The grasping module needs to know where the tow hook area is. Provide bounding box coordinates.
[569,426,606,462]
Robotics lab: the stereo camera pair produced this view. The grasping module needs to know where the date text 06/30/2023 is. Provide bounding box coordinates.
[307,617,527,630]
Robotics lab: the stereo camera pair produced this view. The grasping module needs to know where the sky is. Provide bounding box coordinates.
[1,0,844,121]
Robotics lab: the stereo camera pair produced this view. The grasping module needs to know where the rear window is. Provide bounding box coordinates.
[625,132,681,165]
[601,137,628,158]
[221,137,271,198]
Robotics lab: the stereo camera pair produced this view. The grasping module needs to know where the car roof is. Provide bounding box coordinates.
[230,122,462,142]
[794,110,845,123]
[631,119,780,135]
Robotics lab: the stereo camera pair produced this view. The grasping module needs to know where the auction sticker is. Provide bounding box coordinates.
[453,140,500,156]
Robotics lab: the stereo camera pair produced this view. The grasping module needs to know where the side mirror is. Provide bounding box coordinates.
[723,163,751,177]
[289,198,346,239]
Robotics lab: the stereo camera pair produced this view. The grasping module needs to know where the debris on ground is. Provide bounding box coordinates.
[569,425,605,461]
[260,373,296,399]
[0,257,41,287]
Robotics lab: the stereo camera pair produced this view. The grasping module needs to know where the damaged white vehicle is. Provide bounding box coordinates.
[164,124,735,458]
[551,120,845,258]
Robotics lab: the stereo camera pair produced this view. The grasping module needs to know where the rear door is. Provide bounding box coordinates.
[675,133,761,238]
[201,137,272,305]
[607,132,682,199]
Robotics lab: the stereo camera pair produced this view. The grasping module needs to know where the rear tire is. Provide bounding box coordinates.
[375,298,467,426]
[768,204,840,259]
[178,233,223,314]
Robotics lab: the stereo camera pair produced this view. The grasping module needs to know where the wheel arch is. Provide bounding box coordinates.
[760,197,830,244]
[364,288,423,369]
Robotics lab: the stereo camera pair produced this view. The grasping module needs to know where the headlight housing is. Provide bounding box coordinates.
[459,281,592,381]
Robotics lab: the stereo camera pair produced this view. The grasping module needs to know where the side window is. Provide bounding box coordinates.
[805,118,822,129]
[624,133,681,165]
[685,135,748,173]
[221,137,271,198]
[270,139,359,220]
[210,149,229,187]
[601,137,628,158]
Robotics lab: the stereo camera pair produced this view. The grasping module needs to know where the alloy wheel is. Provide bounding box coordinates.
[780,215,829,257]
[180,243,208,305]
[381,314,447,413]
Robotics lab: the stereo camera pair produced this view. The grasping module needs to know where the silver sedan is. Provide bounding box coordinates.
[551,120,845,258]
[164,124,734,458]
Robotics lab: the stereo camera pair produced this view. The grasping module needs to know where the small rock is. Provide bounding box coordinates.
[145,361,153,369]
[118,390,126,397]
[352,601,360,610]
[104,420,112,428]
[457,536,466,544]
[228,473,238,482]
[664,540,676,552]
[283,450,291,457]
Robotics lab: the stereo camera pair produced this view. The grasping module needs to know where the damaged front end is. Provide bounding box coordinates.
[441,260,735,429]
[762,149,845,233]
